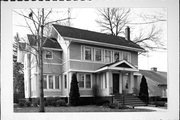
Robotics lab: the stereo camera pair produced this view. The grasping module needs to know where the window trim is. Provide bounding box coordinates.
[45,50,53,59]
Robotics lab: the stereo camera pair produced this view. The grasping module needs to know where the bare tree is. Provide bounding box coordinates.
[96,8,130,36]
[14,8,71,112]
[96,8,167,51]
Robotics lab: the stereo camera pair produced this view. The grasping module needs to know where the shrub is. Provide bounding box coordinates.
[139,75,149,104]
[18,102,25,107]
[92,84,100,98]
[25,101,31,107]
[69,73,80,106]
[96,99,110,106]
[56,99,67,106]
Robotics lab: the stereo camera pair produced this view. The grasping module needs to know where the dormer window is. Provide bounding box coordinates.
[45,51,53,59]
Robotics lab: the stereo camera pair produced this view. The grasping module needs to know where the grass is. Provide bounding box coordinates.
[14,105,155,112]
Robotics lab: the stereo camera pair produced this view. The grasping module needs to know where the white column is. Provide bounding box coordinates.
[129,72,134,93]
[119,72,122,94]
[106,72,110,95]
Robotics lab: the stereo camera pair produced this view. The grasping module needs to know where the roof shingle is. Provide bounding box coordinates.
[27,34,62,49]
[52,24,144,51]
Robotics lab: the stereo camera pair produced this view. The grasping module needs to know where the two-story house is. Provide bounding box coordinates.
[23,24,145,104]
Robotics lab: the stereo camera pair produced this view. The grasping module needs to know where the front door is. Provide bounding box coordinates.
[113,73,119,94]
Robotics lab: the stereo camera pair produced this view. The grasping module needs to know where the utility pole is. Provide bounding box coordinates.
[39,8,45,112]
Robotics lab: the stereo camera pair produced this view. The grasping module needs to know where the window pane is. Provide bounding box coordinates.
[105,50,111,63]
[43,75,47,89]
[86,74,91,88]
[95,49,102,61]
[123,52,128,61]
[114,51,119,62]
[55,76,59,89]
[64,75,67,89]
[79,74,84,88]
[49,75,53,89]
[46,51,52,59]
[85,47,91,60]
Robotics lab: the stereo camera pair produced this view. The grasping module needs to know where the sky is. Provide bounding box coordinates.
[13,8,167,72]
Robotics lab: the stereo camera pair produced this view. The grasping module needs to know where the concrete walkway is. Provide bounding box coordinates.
[135,106,167,112]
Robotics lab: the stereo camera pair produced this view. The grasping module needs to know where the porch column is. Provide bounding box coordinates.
[107,71,112,95]
[119,72,123,94]
[129,72,134,93]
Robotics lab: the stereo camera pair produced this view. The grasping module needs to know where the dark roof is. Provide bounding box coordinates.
[52,24,144,51]
[139,70,167,85]
[27,34,61,49]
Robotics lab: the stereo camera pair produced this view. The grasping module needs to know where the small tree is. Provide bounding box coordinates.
[139,75,149,105]
[69,73,80,106]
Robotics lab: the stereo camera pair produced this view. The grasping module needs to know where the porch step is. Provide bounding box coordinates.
[114,94,146,106]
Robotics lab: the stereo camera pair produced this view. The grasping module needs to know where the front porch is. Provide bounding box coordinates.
[95,60,139,96]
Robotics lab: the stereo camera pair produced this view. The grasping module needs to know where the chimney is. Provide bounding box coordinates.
[151,67,157,72]
[125,26,130,40]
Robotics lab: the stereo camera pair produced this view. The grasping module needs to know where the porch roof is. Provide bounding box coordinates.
[95,60,139,73]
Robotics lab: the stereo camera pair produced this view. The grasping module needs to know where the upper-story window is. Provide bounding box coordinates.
[123,52,131,62]
[104,50,111,63]
[45,51,53,59]
[114,51,120,62]
[84,47,92,61]
[95,48,102,62]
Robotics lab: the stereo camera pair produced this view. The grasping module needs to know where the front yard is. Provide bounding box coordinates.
[14,105,155,112]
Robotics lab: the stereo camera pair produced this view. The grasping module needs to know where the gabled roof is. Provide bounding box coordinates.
[139,70,167,85]
[52,24,144,51]
[96,60,139,72]
[27,34,61,49]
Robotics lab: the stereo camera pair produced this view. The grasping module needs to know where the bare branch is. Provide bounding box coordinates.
[44,17,71,26]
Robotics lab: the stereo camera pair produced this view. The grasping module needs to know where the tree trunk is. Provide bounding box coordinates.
[39,8,45,112]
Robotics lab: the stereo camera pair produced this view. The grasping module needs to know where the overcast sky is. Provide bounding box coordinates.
[13,8,167,71]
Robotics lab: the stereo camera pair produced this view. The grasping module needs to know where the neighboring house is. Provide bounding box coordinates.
[23,24,145,102]
[139,68,167,98]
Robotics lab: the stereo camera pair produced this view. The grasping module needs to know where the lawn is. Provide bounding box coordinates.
[14,105,155,112]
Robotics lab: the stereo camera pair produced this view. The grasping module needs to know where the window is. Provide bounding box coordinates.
[85,47,92,60]
[45,51,53,59]
[43,75,47,89]
[49,75,53,89]
[78,73,92,89]
[64,75,67,89]
[79,74,85,88]
[95,49,102,61]
[105,50,111,63]
[123,52,130,62]
[114,51,120,62]
[55,76,60,89]
[86,74,91,88]
[43,74,61,90]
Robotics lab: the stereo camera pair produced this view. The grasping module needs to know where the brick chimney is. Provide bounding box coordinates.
[151,67,157,72]
[125,26,130,40]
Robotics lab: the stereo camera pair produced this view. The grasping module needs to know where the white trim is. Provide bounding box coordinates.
[43,62,63,65]
[63,36,145,52]
[69,69,95,73]
[43,47,62,51]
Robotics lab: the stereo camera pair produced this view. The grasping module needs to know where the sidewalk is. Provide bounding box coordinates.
[135,106,167,112]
